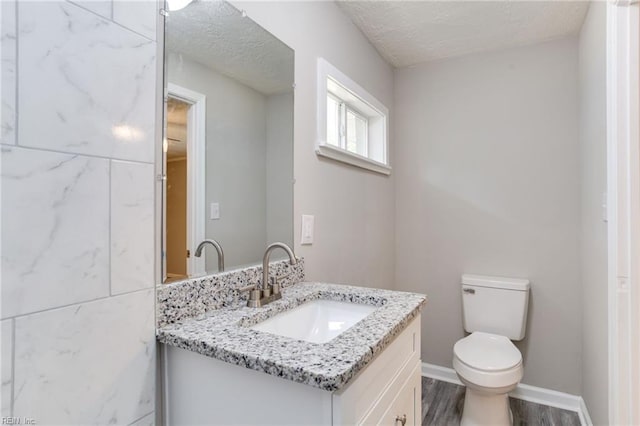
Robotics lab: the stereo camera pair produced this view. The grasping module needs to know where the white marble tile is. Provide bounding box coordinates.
[18,1,156,163]
[69,0,113,20]
[111,160,155,295]
[13,289,155,425]
[1,0,16,145]
[1,147,110,318]
[129,412,155,426]
[1,319,12,417]
[113,1,157,41]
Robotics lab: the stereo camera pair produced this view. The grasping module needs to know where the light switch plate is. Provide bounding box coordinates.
[301,215,314,245]
[210,202,220,220]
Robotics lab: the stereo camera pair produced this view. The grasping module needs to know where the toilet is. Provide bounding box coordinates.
[453,274,530,426]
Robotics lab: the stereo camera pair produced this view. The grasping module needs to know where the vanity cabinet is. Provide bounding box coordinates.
[162,315,422,425]
[333,315,421,425]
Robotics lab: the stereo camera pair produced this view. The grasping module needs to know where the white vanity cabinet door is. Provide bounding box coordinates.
[357,359,421,426]
[333,315,421,425]
[372,361,421,426]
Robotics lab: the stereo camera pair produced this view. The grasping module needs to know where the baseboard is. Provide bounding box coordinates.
[421,362,593,426]
[421,362,462,385]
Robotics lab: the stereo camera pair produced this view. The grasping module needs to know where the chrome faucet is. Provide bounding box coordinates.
[240,242,297,308]
[263,242,297,293]
[194,239,225,272]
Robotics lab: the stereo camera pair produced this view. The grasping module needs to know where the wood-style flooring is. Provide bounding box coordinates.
[421,377,581,426]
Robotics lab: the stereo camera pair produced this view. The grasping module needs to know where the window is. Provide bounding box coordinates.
[317,58,390,175]
[327,90,369,157]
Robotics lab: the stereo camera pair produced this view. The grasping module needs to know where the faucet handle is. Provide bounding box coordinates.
[238,284,261,300]
[235,284,261,308]
[276,272,293,284]
[272,282,280,295]
[272,272,293,295]
[238,284,257,293]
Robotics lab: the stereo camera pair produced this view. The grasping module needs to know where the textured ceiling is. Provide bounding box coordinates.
[166,0,294,95]
[336,1,589,68]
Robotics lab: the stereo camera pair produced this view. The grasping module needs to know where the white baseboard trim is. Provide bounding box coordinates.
[421,362,462,385]
[421,362,592,426]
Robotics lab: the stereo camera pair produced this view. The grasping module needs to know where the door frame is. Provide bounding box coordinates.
[167,83,207,277]
[606,0,639,423]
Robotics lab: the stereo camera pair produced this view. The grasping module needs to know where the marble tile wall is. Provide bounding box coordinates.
[18,1,156,163]
[1,320,12,418]
[1,0,16,145]
[13,290,155,424]
[1,1,159,424]
[111,161,155,296]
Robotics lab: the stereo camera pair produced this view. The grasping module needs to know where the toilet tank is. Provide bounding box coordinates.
[461,274,530,340]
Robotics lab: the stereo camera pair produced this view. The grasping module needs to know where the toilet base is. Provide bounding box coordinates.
[460,385,513,426]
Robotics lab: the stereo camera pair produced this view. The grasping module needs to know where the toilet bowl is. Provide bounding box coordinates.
[454,274,530,426]
[453,332,523,426]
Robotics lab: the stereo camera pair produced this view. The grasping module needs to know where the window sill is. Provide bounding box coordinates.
[316,144,391,176]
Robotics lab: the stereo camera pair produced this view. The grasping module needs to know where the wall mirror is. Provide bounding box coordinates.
[162,0,294,283]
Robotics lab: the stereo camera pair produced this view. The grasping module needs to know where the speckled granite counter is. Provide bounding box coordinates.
[157,282,427,392]
[157,258,306,327]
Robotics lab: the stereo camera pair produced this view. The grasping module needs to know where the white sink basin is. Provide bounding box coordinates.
[250,299,376,344]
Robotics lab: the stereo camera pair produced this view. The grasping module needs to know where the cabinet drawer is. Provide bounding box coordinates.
[333,315,421,425]
[359,359,421,426]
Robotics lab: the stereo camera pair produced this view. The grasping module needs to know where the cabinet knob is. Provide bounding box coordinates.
[395,414,407,426]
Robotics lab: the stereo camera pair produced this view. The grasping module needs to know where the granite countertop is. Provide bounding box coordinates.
[157,282,427,392]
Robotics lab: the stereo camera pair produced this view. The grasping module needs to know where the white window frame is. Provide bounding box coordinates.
[327,91,346,149]
[316,58,391,175]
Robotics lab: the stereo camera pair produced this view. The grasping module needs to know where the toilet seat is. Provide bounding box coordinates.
[453,332,523,389]
[454,332,521,371]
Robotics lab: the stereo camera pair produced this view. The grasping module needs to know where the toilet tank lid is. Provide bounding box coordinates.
[462,274,530,291]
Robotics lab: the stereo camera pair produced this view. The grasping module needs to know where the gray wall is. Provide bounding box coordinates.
[394,38,582,394]
[579,2,608,423]
[1,1,157,423]
[232,1,396,289]
[167,53,267,269]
